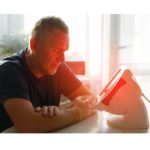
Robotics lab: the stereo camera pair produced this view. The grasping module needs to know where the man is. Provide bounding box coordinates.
[0,16,97,133]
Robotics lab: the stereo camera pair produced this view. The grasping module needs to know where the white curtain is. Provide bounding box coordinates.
[87,15,111,95]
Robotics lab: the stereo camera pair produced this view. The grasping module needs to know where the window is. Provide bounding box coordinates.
[0,14,26,58]
[118,15,150,75]
[118,14,150,99]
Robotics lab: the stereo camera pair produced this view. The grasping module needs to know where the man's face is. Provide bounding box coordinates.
[35,29,69,75]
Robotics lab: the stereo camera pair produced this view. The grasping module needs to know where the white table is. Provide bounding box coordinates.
[2,110,150,133]
[2,111,102,133]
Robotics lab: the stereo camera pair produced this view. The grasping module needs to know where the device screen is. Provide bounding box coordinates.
[98,67,126,104]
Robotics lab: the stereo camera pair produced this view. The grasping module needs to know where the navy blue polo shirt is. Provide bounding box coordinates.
[0,49,81,132]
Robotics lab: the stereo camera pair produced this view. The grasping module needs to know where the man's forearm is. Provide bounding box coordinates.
[20,107,79,133]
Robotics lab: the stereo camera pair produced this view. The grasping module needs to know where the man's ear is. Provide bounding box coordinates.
[30,37,37,53]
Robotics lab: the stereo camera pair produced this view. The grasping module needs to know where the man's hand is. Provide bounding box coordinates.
[73,95,98,109]
[72,95,97,121]
[34,106,59,117]
[34,103,74,117]
[34,95,97,121]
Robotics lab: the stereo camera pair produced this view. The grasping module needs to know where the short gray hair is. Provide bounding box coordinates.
[31,16,69,39]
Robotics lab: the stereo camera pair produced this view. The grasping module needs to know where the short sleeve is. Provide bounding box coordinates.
[0,63,29,104]
[58,63,82,96]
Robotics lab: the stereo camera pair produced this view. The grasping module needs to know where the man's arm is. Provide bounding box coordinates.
[3,98,80,133]
[57,84,93,110]
[67,84,93,101]
[3,97,95,133]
